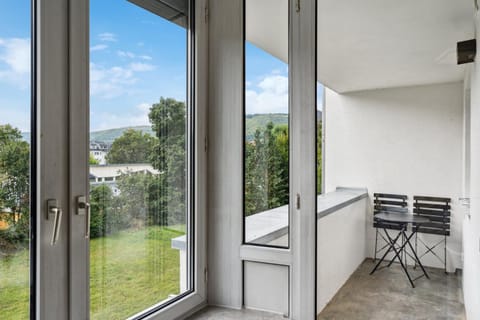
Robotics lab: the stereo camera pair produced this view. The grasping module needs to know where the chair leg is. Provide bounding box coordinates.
[414,233,418,270]
[374,228,378,263]
[444,236,447,274]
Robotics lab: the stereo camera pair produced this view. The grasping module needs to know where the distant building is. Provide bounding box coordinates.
[89,163,159,196]
[89,141,110,165]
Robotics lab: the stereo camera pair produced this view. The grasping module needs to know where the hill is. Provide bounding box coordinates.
[245,114,288,141]
[90,126,155,144]
[85,112,322,144]
[245,111,321,141]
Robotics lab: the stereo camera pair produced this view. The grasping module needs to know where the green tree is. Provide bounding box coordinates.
[0,125,29,244]
[244,122,289,216]
[89,153,99,165]
[116,171,151,227]
[106,129,156,164]
[89,184,128,238]
[148,97,186,226]
[317,120,322,194]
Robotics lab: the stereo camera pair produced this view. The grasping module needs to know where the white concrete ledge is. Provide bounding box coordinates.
[317,187,368,219]
[171,187,368,248]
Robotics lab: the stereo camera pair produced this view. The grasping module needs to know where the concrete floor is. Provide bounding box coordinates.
[187,260,464,320]
[318,259,465,320]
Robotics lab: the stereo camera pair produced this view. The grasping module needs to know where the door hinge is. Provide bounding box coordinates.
[296,193,301,210]
[295,0,300,12]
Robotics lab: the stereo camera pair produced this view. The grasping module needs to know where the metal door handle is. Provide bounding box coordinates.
[47,199,62,246]
[77,196,91,239]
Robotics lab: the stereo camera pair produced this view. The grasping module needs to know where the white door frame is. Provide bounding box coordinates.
[68,0,208,319]
[36,0,71,319]
[239,0,317,318]
[289,0,317,318]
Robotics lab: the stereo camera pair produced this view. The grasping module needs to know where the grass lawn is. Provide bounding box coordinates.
[0,226,184,320]
[0,248,29,319]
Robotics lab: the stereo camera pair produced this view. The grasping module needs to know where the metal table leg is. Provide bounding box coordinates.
[370,228,403,275]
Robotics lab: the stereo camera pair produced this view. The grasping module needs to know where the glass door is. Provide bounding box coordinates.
[88,1,192,318]
[1,1,75,319]
[70,0,207,319]
[0,2,32,319]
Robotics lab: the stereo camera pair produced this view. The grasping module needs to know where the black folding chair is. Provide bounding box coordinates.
[413,196,451,273]
[373,193,408,262]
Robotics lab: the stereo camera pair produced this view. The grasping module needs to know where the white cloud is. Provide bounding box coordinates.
[0,38,30,89]
[129,62,155,72]
[90,61,156,99]
[94,102,152,130]
[98,32,117,42]
[117,50,135,59]
[246,74,288,114]
[117,51,153,61]
[91,44,108,52]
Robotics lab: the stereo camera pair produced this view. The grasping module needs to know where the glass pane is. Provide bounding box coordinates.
[0,1,32,319]
[89,1,191,319]
[244,0,289,247]
[317,83,323,196]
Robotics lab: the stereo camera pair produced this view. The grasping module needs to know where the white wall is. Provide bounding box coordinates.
[325,82,464,271]
[207,0,244,309]
[317,198,367,313]
[244,262,289,315]
[463,13,480,320]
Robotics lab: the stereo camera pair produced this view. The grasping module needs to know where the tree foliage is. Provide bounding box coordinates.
[244,119,323,216]
[245,122,289,216]
[106,129,156,164]
[148,97,186,226]
[87,97,188,237]
[89,153,99,165]
[0,125,30,248]
[89,184,129,238]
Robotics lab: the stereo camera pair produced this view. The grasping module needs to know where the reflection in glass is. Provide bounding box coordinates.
[89,1,190,318]
[244,0,289,248]
[0,1,31,319]
[317,83,323,195]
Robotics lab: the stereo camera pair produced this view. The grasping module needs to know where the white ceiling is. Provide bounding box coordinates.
[246,0,475,93]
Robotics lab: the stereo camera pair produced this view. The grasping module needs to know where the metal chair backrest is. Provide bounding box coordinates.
[373,193,408,230]
[413,196,451,236]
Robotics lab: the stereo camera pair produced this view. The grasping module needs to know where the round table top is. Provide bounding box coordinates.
[375,212,430,224]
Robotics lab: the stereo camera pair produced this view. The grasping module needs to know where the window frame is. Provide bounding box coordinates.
[242,0,291,250]
[68,0,208,319]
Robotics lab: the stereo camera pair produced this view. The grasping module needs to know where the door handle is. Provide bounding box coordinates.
[47,199,63,246]
[77,196,91,239]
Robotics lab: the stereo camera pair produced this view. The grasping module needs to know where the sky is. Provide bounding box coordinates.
[0,0,323,133]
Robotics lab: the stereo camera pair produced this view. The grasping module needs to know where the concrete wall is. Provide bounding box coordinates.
[317,198,367,313]
[463,13,480,320]
[324,82,464,271]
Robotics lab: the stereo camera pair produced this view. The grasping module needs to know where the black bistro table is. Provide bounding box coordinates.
[370,212,430,287]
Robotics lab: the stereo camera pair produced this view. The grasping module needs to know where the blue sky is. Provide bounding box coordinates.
[0,0,31,132]
[0,0,323,133]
